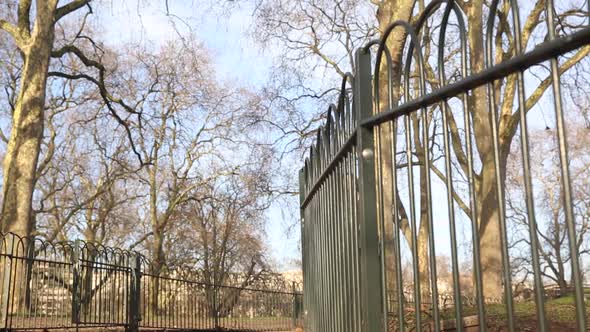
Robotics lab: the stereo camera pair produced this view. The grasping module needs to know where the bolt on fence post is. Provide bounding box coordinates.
[354,46,384,332]
[127,254,141,332]
[0,234,15,329]
[71,239,81,326]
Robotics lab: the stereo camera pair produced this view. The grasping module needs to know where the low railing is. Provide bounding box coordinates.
[0,232,303,331]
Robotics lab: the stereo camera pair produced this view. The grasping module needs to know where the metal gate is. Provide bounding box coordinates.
[299,0,590,331]
[73,241,134,328]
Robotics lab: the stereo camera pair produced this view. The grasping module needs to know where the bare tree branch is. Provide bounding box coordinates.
[55,0,91,22]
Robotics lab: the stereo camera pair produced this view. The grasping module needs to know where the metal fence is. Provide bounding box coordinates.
[299,0,590,331]
[0,232,303,331]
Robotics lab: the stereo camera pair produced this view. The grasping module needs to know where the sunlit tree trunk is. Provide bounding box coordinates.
[150,231,165,315]
[0,1,59,316]
[466,0,506,300]
[376,0,432,307]
[476,162,504,301]
[149,163,164,316]
[1,2,57,237]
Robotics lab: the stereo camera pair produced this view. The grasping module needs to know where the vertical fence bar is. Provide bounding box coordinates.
[0,234,14,329]
[390,120,405,332]
[440,98,464,332]
[545,1,587,330]
[355,46,384,332]
[299,168,307,331]
[127,254,141,332]
[404,113,421,332]
[343,151,354,332]
[214,283,219,329]
[325,129,335,332]
[292,281,297,328]
[23,238,34,322]
[509,2,547,330]
[485,2,515,328]
[71,240,81,327]
[374,116,388,332]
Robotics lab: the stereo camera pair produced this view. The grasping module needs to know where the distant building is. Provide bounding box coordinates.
[280,269,303,285]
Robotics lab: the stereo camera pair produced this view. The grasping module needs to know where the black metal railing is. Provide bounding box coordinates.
[0,232,303,331]
[299,0,590,331]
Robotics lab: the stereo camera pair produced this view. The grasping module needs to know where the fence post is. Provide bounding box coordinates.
[298,168,307,331]
[71,239,81,326]
[23,240,35,311]
[354,46,384,332]
[291,281,297,328]
[0,234,15,329]
[127,254,141,332]
[214,284,220,330]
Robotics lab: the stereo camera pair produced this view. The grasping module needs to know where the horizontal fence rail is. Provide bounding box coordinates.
[299,0,590,331]
[0,232,302,331]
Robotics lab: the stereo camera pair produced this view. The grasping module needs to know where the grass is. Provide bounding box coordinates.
[489,294,585,323]
[390,294,589,331]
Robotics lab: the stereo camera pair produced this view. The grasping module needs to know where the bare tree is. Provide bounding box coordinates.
[94,37,273,313]
[176,164,272,317]
[0,0,150,238]
[507,124,590,293]
[252,0,434,302]
[252,0,377,153]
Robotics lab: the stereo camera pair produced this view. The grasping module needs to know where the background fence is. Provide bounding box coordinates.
[299,0,590,331]
[0,232,302,331]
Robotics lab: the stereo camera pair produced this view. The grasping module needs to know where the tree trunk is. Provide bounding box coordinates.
[463,0,507,302]
[553,212,568,294]
[1,3,57,236]
[150,230,165,315]
[80,215,97,319]
[1,3,57,316]
[147,162,164,315]
[417,216,430,303]
[375,0,418,309]
[417,160,432,304]
[477,162,504,302]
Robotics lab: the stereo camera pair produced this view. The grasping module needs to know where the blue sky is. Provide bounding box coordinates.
[96,1,272,83]
[94,1,301,271]
[91,0,490,271]
[88,0,587,276]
